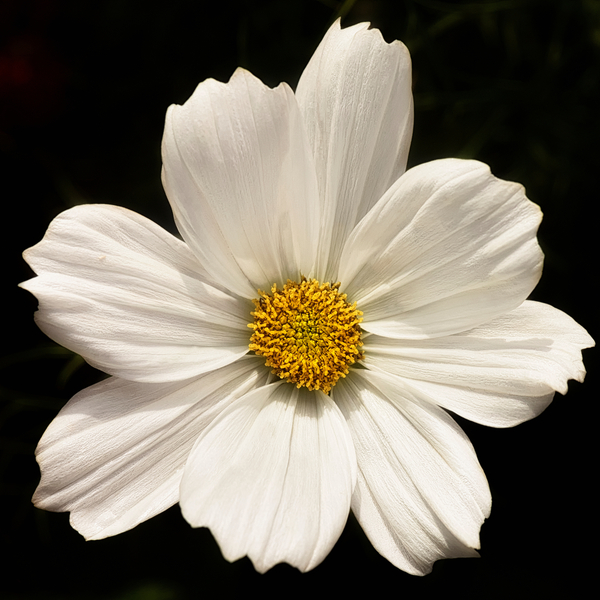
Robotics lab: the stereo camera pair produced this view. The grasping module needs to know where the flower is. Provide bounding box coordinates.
[21,20,593,576]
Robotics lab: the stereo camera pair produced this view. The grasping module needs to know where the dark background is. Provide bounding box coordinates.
[2,0,598,598]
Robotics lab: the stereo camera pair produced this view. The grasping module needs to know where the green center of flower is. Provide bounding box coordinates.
[248,277,364,393]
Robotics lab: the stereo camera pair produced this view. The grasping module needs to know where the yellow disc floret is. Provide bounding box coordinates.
[248,277,364,393]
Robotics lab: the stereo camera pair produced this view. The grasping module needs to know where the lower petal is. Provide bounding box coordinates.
[180,382,357,573]
[33,356,267,540]
[333,370,491,575]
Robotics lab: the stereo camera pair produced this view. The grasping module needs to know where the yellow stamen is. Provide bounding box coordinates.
[248,277,364,393]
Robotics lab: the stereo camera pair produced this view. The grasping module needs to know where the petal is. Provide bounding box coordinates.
[180,382,357,573]
[21,204,251,382]
[339,159,544,338]
[32,356,268,540]
[296,20,413,282]
[364,300,594,427]
[333,370,491,575]
[162,68,321,298]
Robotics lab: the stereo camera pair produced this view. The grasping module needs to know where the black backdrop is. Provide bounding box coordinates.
[2,0,598,598]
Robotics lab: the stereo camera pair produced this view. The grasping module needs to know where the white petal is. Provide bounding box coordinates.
[20,204,251,382]
[32,356,268,540]
[339,159,544,338]
[180,382,356,573]
[296,20,413,282]
[364,300,594,427]
[333,370,491,576]
[162,68,320,298]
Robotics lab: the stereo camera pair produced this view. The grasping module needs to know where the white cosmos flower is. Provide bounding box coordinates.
[21,20,593,576]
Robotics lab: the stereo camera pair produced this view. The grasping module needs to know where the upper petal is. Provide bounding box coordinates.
[333,370,491,575]
[296,20,413,282]
[364,300,594,427]
[21,204,250,382]
[162,68,321,298]
[180,382,357,573]
[33,356,268,540]
[339,159,544,338]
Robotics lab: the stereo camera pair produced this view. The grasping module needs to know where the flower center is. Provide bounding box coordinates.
[248,277,364,393]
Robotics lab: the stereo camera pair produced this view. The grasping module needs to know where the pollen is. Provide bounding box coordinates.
[248,277,364,393]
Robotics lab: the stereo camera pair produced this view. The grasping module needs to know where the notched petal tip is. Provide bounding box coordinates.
[329,17,411,58]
